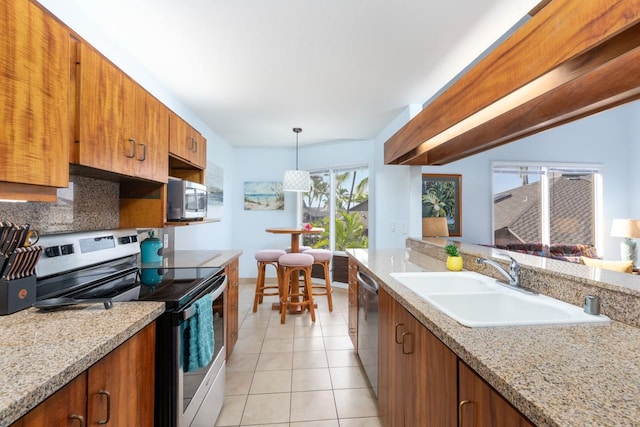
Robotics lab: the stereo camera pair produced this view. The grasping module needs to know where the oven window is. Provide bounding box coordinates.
[182,292,224,412]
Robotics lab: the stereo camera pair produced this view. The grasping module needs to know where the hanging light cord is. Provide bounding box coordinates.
[293,127,302,170]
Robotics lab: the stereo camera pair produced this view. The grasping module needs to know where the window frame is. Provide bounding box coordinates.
[302,163,369,253]
[491,161,603,254]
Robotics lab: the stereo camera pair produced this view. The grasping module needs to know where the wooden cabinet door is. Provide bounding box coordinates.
[10,373,87,427]
[225,258,239,359]
[0,0,69,188]
[193,132,207,169]
[78,43,136,176]
[459,361,534,427]
[134,86,169,182]
[87,322,155,427]
[169,112,206,169]
[401,306,457,426]
[379,288,458,427]
[378,288,404,427]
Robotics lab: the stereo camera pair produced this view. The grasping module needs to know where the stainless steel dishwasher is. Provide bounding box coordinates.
[357,270,379,396]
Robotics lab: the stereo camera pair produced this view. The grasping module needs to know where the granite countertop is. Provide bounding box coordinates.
[348,248,640,427]
[0,301,165,426]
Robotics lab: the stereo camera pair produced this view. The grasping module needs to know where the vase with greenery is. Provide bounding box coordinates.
[445,244,463,271]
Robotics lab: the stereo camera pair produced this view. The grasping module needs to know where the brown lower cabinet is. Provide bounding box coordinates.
[226,258,240,359]
[11,322,156,427]
[378,288,458,426]
[458,361,534,427]
[378,288,534,427]
[10,373,87,427]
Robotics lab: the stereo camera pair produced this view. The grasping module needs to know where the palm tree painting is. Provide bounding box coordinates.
[422,174,462,236]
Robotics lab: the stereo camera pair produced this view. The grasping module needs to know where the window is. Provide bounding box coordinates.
[492,162,602,249]
[302,165,369,252]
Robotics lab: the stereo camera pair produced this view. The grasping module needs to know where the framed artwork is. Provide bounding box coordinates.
[206,162,224,220]
[422,174,462,236]
[243,181,284,210]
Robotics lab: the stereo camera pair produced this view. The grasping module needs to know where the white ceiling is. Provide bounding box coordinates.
[44,0,540,147]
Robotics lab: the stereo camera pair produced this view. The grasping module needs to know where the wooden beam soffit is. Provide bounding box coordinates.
[384,0,640,166]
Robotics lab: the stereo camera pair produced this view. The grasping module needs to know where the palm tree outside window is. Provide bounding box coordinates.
[302,165,369,253]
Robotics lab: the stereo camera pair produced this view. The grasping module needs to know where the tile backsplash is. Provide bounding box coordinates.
[0,175,119,234]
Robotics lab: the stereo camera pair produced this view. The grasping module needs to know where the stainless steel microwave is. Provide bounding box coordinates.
[167,178,207,221]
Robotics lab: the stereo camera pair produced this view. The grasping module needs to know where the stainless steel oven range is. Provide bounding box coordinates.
[35,228,227,427]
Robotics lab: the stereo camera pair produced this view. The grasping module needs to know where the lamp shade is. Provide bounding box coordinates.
[422,217,449,237]
[283,169,310,192]
[611,219,640,238]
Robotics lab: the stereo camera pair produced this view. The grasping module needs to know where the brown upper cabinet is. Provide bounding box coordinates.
[0,0,69,201]
[384,0,640,166]
[73,41,169,183]
[169,112,207,170]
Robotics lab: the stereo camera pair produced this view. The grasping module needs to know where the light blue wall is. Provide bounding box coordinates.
[232,139,377,278]
[629,102,640,216]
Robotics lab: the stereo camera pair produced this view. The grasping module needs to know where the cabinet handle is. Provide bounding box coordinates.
[70,414,86,427]
[401,331,413,354]
[137,142,147,161]
[126,138,136,158]
[97,390,111,425]
[458,400,472,427]
[394,323,405,344]
[192,137,198,153]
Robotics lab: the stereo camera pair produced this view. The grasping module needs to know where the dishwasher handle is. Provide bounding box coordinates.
[357,271,378,294]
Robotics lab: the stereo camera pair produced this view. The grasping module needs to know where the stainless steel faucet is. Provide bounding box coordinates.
[476,255,521,288]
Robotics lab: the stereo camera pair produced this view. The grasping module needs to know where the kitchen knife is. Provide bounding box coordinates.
[26,246,44,278]
[22,246,42,279]
[0,225,16,256]
[5,224,23,255]
[13,247,29,280]
[8,224,27,255]
[0,223,7,253]
[2,250,19,280]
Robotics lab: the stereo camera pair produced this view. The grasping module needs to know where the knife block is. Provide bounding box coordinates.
[0,275,36,315]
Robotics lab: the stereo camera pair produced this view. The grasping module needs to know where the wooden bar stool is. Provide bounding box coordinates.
[303,249,334,312]
[253,249,286,312]
[278,253,316,324]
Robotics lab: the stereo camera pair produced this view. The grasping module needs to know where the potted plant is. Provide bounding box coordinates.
[445,244,463,271]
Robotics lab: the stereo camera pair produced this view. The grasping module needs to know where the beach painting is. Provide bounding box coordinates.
[244,181,284,210]
[206,162,224,220]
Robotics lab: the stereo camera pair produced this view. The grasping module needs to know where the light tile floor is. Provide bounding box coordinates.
[215,282,382,427]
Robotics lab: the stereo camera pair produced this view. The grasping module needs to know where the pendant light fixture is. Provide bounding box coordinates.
[282,127,311,192]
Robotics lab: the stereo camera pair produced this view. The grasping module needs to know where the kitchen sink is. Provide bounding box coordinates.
[389,271,610,327]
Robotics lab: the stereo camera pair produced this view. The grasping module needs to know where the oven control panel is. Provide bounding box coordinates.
[36,229,141,278]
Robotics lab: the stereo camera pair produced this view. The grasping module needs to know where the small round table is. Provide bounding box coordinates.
[265,227,324,253]
[265,227,325,313]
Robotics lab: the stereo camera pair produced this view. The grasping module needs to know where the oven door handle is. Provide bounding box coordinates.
[182,276,227,321]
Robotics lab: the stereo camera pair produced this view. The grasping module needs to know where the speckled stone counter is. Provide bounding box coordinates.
[0,301,165,426]
[348,248,640,427]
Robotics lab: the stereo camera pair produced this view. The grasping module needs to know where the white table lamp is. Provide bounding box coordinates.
[611,219,640,265]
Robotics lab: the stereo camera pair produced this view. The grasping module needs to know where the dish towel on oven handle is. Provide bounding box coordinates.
[187,293,214,371]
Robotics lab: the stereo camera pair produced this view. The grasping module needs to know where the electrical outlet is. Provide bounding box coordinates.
[163,233,169,248]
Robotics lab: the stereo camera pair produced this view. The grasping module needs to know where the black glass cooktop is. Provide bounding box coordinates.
[38,263,223,311]
[137,266,224,309]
